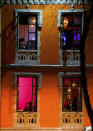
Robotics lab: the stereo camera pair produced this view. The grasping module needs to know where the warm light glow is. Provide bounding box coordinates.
[72,82,77,87]
[64,18,68,27]
[33,18,36,23]
[30,25,34,28]
[68,88,71,92]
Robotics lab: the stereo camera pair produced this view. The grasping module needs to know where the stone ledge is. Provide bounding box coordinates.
[0,128,85,131]
[1,0,90,5]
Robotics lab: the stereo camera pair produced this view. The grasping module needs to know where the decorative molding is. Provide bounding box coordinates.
[0,127,86,131]
[1,0,90,6]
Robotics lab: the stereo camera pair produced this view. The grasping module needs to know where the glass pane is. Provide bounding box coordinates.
[18,25,28,49]
[73,16,81,25]
[29,33,36,41]
[64,94,72,111]
[62,30,73,49]
[27,41,36,50]
[72,88,78,111]
[28,16,36,24]
[63,87,72,111]
[72,77,80,87]
[64,78,71,87]
[64,16,73,28]
[29,25,36,32]
[73,32,80,46]
[74,32,80,41]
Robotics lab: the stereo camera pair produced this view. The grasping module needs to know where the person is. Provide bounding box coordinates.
[24,101,32,111]
[28,102,32,111]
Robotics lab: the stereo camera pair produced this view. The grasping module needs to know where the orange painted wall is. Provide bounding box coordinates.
[1,71,14,127]
[2,5,90,65]
[1,4,93,128]
[0,71,60,128]
[40,72,59,127]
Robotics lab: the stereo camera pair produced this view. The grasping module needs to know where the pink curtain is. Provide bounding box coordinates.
[18,77,36,111]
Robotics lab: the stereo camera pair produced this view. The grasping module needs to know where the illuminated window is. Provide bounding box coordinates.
[61,14,82,50]
[18,13,37,50]
[17,77,37,112]
[63,76,82,112]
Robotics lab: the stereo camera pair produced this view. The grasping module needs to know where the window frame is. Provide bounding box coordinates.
[14,9,42,64]
[58,9,84,65]
[61,14,82,50]
[17,76,38,112]
[62,76,82,112]
[14,72,42,112]
[18,13,37,50]
[58,72,82,113]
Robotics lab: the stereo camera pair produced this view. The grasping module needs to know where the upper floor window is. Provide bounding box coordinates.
[63,76,82,112]
[61,14,82,50]
[58,10,84,50]
[18,13,37,50]
[14,9,42,64]
[58,10,84,65]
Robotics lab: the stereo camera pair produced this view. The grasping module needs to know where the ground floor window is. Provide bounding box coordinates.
[63,76,82,112]
[17,77,37,112]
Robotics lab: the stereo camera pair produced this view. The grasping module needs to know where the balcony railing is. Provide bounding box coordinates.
[60,112,85,129]
[63,50,80,66]
[15,50,40,65]
[14,112,39,128]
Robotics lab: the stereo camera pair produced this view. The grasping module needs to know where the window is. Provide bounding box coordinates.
[17,77,37,112]
[14,9,42,64]
[18,13,37,50]
[61,14,82,50]
[63,76,82,112]
[58,10,84,65]
[14,73,42,127]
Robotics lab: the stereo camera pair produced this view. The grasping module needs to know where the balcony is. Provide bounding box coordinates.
[14,112,39,128]
[15,50,40,65]
[62,50,80,66]
[60,112,85,129]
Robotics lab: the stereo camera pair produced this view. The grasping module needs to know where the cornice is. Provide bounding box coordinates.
[0,0,90,6]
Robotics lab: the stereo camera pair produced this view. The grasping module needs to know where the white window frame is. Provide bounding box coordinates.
[58,9,84,65]
[14,9,42,64]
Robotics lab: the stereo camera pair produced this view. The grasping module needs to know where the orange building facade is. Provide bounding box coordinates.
[0,1,93,131]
